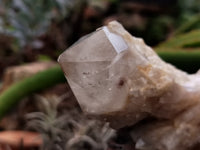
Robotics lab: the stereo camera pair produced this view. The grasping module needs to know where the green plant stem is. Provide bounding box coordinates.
[0,66,65,119]
[0,50,200,119]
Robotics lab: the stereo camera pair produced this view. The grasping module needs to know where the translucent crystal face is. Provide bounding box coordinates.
[58,26,129,114]
[102,27,128,53]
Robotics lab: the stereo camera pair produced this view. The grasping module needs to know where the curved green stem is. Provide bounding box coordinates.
[0,66,65,119]
[0,50,200,119]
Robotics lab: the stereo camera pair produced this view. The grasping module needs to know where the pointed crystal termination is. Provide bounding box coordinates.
[58,21,200,138]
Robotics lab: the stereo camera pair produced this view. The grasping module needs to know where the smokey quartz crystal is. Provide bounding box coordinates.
[59,21,200,150]
[58,24,130,118]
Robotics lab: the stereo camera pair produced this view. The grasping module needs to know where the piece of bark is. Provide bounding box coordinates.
[0,131,42,149]
[58,21,200,150]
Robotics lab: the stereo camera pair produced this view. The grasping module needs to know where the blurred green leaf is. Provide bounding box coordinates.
[0,0,79,50]
[158,30,200,48]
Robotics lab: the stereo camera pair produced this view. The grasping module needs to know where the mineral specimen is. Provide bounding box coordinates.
[58,21,200,150]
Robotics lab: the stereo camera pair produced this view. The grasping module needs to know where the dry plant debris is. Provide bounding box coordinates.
[27,95,116,150]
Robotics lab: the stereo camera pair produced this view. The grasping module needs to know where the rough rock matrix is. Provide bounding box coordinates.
[58,21,200,150]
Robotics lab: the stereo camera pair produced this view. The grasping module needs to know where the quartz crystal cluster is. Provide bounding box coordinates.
[58,21,200,150]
